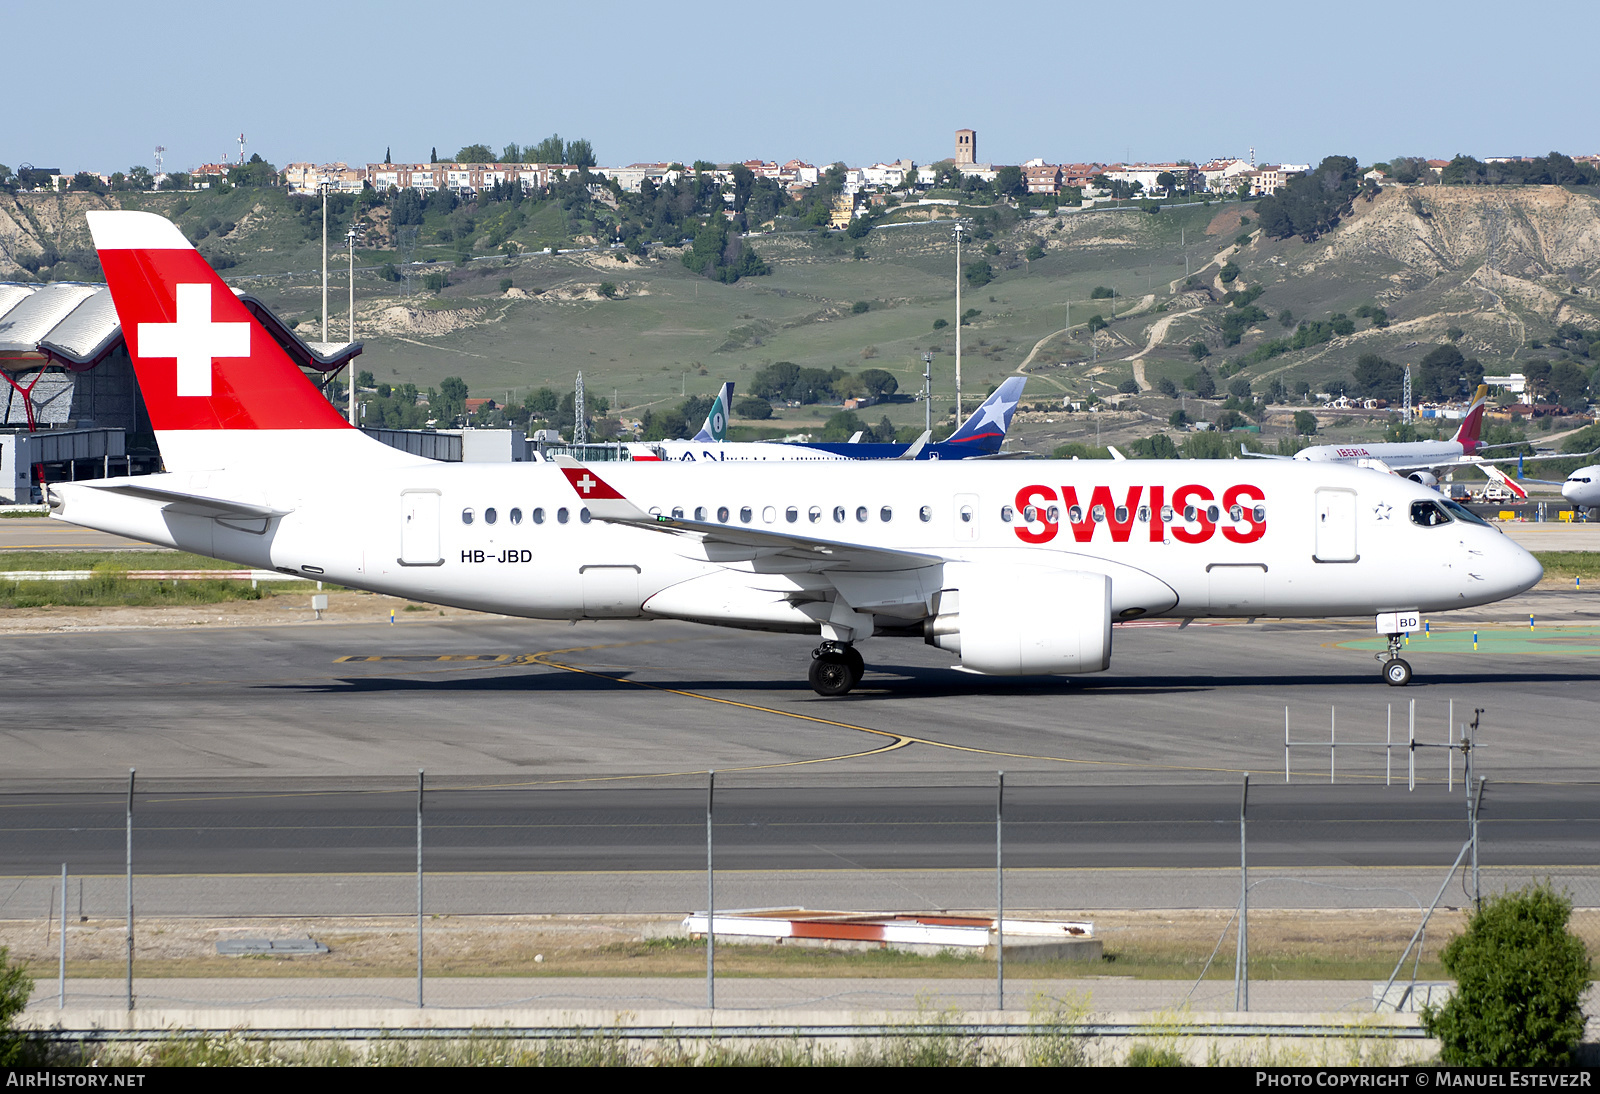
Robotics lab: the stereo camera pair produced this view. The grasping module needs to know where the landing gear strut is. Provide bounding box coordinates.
[1377,633,1412,687]
[809,641,864,696]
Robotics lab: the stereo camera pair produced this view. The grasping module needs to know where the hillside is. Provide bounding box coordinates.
[3,183,1597,453]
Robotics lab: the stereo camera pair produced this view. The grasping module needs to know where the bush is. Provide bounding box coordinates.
[933,318,948,330]
[1090,286,1114,299]
[851,300,870,315]
[1422,883,1591,1067]
[599,281,618,299]
[0,946,33,1065]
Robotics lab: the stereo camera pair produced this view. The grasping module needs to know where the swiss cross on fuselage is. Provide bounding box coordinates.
[575,474,597,494]
[137,283,250,397]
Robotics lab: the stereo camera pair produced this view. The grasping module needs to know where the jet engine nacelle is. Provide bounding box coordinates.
[1407,471,1440,489]
[924,568,1111,675]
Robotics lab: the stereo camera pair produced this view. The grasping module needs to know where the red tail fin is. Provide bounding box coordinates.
[1451,385,1489,453]
[88,211,350,433]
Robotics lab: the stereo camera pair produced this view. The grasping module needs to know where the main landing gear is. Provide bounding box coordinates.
[809,641,865,696]
[1377,633,1413,687]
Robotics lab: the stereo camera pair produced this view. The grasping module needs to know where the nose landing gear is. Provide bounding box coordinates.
[1377,633,1412,686]
[809,641,865,696]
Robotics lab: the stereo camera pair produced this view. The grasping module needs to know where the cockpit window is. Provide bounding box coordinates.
[1410,500,1451,527]
[1439,498,1492,527]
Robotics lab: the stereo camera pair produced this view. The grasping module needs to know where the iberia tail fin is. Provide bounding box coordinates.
[1450,384,1490,453]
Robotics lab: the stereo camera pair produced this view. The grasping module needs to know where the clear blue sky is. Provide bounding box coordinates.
[11,0,1595,175]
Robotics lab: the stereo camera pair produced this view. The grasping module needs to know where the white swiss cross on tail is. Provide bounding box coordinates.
[138,283,250,397]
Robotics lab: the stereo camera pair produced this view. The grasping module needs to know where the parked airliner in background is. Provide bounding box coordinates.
[627,378,1027,463]
[48,212,1543,696]
[1247,386,1587,489]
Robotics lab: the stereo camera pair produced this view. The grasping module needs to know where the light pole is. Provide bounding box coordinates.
[320,181,330,344]
[952,221,967,423]
[347,226,359,425]
[921,351,933,434]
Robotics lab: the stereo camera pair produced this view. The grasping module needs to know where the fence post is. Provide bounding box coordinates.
[1471,777,1485,911]
[125,768,135,1012]
[706,770,715,1010]
[58,863,66,1009]
[1234,774,1249,1011]
[417,769,424,1009]
[996,770,1004,1011]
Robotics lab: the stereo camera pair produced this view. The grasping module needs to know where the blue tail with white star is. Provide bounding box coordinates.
[944,376,1026,451]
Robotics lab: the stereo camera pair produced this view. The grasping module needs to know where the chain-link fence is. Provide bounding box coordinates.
[3,765,1595,1021]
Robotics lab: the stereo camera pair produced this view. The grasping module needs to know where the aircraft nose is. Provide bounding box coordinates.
[1495,536,1543,597]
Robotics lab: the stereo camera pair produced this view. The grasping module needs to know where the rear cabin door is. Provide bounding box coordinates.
[399,489,443,566]
[1314,488,1359,562]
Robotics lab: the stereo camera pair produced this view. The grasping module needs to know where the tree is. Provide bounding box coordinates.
[436,376,469,422]
[1155,376,1178,397]
[385,146,392,164]
[1293,410,1318,435]
[857,369,899,398]
[531,135,566,165]
[0,946,32,1066]
[736,396,772,420]
[455,144,493,163]
[500,142,522,164]
[1189,342,1210,361]
[1255,155,1362,241]
[964,259,993,288]
[69,171,105,194]
[994,166,1025,198]
[1423,883,1591,1067]
[1169,408,1190,428]
[1156,170,1177,195]
[566,139,596,168]
[430,147,437,164]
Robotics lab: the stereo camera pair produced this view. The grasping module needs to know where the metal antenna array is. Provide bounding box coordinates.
[237,132,246,165]
[1284,700,1483,790]
[1402,365,1413,425]
[153,146,165,178]
[574,371,587,447]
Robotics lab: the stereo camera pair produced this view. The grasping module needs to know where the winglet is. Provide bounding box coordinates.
[895,430,932,460]
[1107,444,1126,461]
[552,456,651,521]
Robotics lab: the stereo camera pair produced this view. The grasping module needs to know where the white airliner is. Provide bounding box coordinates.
[1562,466,1600,512]
[626,378,1029,463]
[1248,386,1587,489]
[47,212,1543,695]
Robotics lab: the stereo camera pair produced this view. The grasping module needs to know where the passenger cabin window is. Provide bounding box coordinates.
[484,507,498,525]
[919,505,932,523]
[695,506,707,521]
[1023,505,1036,522]
[1069,506,1084,523]
[959,505,974,523]
[1411,500,1452,527]
[1091,505,1106,523]
[1253,505,1266,522]
[855,506,868,523]
[1137,506,1150,523]
[786,507,798,523]
[809,506,822,523]
[833,506,846,523]
[717,506,731,523]
[1115,506,1129,523]
[880,506,892,523]
[763,506,777,523]
[740,506,753,524]
[1228,505,1243,522]
[557,507,569,524]
[1047,505,1060,523]
[1001,506,1015,523]
[672,507,684,519]
[510,508,523,525]
[532,508,545,525]
[461,508,475,525]
[580,508,591,524]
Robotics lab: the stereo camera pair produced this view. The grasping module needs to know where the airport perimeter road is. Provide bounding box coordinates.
[0,589,1597,787]
[0,781,1595,876]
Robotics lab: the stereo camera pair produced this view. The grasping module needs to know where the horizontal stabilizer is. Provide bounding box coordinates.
[65,481,292,520]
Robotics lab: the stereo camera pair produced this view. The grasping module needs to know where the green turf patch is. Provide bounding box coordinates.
[1532,551,1600,582]
[1338,625,1600,655]
[0,550,234,571]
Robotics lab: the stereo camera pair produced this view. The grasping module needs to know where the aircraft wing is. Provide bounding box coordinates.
[57,481,292,520]
[553,459,938,571]
[1241,449,1290,460]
